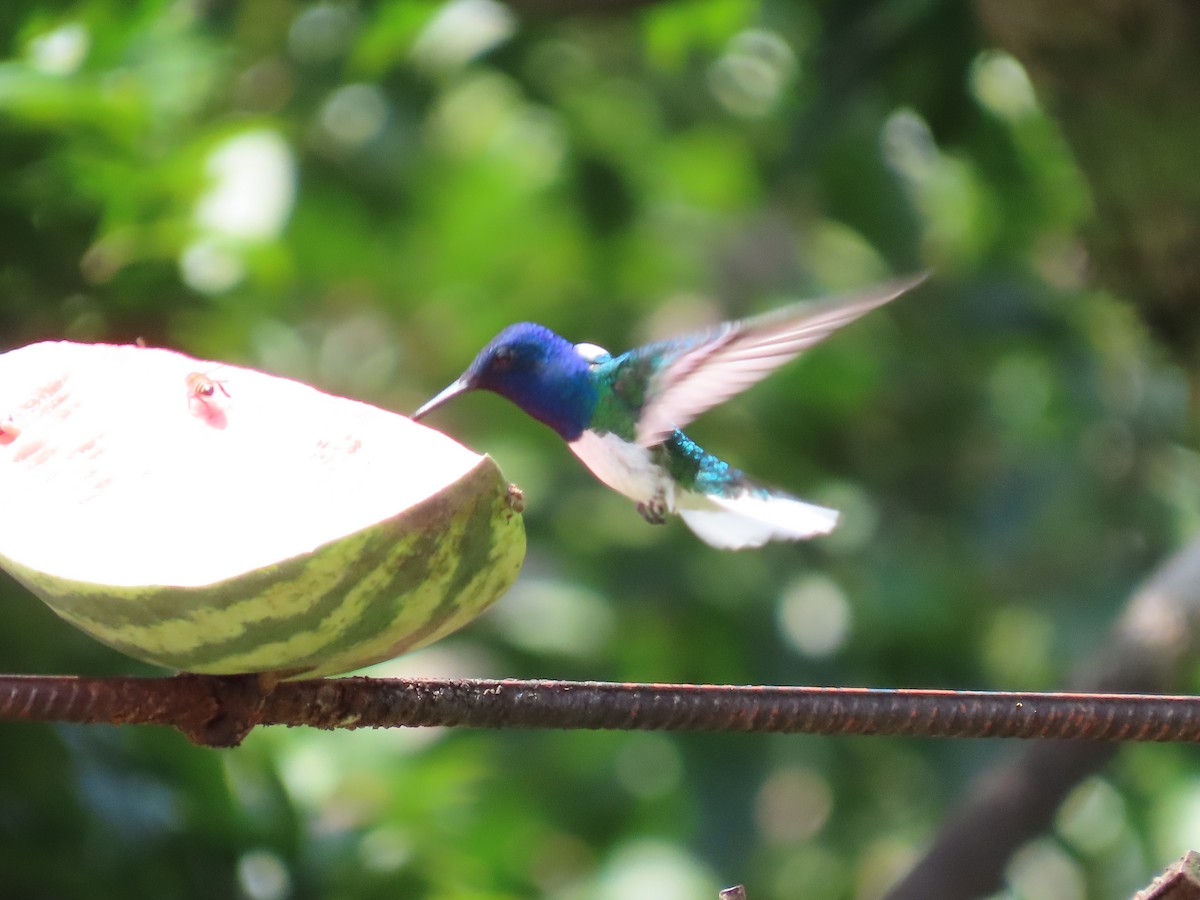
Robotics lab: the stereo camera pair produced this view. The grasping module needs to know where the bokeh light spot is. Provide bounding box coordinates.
[195,130,297,241]
[1006,838,1086,900]
[777,573,851,659]
[486,575,615,658]
[27,22,89,75]
[359,826,413,873]
[411,0,515,73]
[237,850,291,900]
[755,766,833,844]
[179,239,245,294]
[594,840,716,900]
[970,50,1039,121]
[1056,777,1127,855]
[318,83,390,150]
[288,4,357,64]
[709,29,795,118]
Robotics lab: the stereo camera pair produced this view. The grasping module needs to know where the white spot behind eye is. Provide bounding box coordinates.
[574,342,611,364]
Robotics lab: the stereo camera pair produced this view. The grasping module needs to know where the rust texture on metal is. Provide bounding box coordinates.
[2,674,1200,748]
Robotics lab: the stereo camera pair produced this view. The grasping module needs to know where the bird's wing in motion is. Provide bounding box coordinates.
[631,273,926,447]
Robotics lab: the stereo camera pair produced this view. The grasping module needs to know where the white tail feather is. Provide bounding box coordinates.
[678,492,839,550]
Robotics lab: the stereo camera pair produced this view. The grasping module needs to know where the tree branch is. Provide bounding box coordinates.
[885,534,1200,899]
[879,5,1200,895]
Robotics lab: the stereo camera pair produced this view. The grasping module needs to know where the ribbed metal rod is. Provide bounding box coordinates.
[272,679,1200,741]
[0,674,1198,747]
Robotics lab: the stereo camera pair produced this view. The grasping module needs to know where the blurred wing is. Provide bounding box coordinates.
[633,273,926,446]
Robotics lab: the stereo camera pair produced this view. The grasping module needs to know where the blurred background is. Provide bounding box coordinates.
[2,0,1199,897]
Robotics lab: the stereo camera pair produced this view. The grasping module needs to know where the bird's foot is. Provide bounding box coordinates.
[636,498,668,525]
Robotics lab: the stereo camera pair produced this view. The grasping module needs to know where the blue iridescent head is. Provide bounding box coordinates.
[413,323,598,441]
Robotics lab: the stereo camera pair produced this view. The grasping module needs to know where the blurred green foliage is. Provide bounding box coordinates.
[0,1,1195,898]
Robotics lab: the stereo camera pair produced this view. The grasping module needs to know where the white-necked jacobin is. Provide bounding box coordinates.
[413,274,924,549]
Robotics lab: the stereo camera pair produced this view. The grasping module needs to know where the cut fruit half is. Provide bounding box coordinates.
[0,341,525,678]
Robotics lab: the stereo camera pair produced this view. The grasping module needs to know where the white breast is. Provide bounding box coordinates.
[568,430,672,508]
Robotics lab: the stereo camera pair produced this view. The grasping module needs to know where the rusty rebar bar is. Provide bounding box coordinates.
[0,674,1199,747]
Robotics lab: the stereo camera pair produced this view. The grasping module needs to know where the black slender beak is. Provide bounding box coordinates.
[412,377,473,421]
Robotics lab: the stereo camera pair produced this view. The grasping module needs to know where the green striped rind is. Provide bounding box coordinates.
[1,456,524,678]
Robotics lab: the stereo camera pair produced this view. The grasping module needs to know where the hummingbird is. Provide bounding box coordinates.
[413,274,923,549]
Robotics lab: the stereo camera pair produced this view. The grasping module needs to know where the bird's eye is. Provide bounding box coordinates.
[492,346,514,370]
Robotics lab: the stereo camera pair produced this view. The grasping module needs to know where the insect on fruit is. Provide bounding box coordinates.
[186,371,230,421]
[186,371,229,401]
